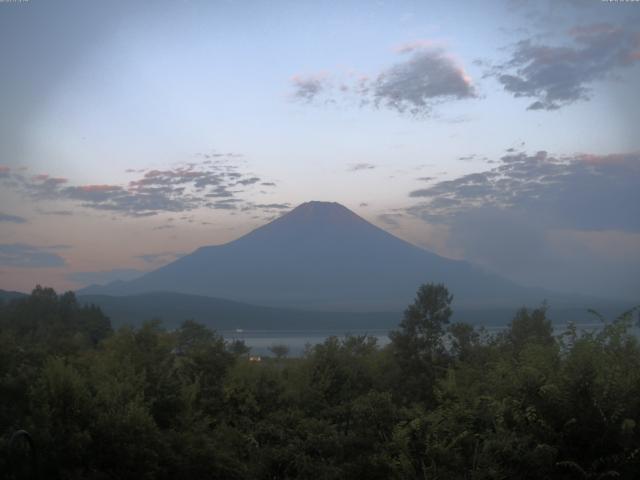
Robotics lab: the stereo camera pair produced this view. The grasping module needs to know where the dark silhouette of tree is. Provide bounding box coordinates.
[389,283,453,404]
[268,344,290,359]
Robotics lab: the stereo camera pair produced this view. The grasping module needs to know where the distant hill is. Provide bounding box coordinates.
[77,291,398,330]
[79,292,636,331]
[1,288,632,331]
[79,201,630,313]
[0,289,27,303]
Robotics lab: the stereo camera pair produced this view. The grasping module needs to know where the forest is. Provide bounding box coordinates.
[1,285,639,479]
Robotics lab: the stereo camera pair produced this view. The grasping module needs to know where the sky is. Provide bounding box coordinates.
[1,0,639,300]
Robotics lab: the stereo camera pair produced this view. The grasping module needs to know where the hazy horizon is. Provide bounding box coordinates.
[1,0,639,300]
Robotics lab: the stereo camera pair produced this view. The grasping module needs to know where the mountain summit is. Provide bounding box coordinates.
[274,201,363,225]
[80,201,545,310]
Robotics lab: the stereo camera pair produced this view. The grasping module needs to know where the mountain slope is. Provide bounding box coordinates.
[78,201,596,311]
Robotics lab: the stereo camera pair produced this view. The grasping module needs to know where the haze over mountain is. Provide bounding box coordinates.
[79,201,611,312]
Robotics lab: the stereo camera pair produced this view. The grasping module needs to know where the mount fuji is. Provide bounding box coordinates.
[79,201,593,312]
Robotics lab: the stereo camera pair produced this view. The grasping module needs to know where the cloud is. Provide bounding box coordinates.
[37,209,74,216]
[291,74,329,102]
[210,200,238,210]
[447,207,549,274]
[494,23,640,110]
[240,202,291,213]
[64,184,125,202]
[408,150,640,232]
[1,159,275,217]
[446,206,640,299]
[205,186,235,198]
[22,175,69,199]
[234,176,261,186]
[348,163,376,172]
[0,212,27,224]
[371,46,476,115]
[67,268,145,286]
[0,243,67,268]
[407,149,640,299]
[291,42,476,116]
[251,203,290,210]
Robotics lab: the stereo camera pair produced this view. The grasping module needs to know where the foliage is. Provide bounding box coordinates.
[0,284,638,479]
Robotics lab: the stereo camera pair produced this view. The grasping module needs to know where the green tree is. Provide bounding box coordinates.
[506,304,554,351]
[268,344,290,360]
[389,283,453,404]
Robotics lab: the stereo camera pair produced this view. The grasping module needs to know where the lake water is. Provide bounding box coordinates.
[220,322,617,356]
[221,329,392,356]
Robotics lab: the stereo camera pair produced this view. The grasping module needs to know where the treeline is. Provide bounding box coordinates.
[0,284,639,479]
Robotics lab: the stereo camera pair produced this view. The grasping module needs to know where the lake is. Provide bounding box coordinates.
[220,322,618,356]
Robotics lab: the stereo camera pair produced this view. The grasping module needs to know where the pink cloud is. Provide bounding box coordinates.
[47,177,68,185]
[78,184,123,192]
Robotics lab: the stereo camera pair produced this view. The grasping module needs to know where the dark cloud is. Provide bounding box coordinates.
[1,160,275,217]
[494,23,640,110]
[210,201,238,210]
[291,74,329,102]
[64,184,125,202]
[22,175,69,199]
[448,207,549,274]
[348,163,376,172]
[371,45,476,115]
[205,186,235,198]
[261,182,277,187]
[252,203,291,210]
[240,202,291,214]
[235,177,261,186]
[408,150,640,232]
[67,268,144,286]
[292,43,476,116]
[444,206,640,300]
[408,150,640,299]
[0,243,66,268]
[0,212,27,224]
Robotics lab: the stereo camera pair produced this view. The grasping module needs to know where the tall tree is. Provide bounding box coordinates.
[389,283,453,404]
